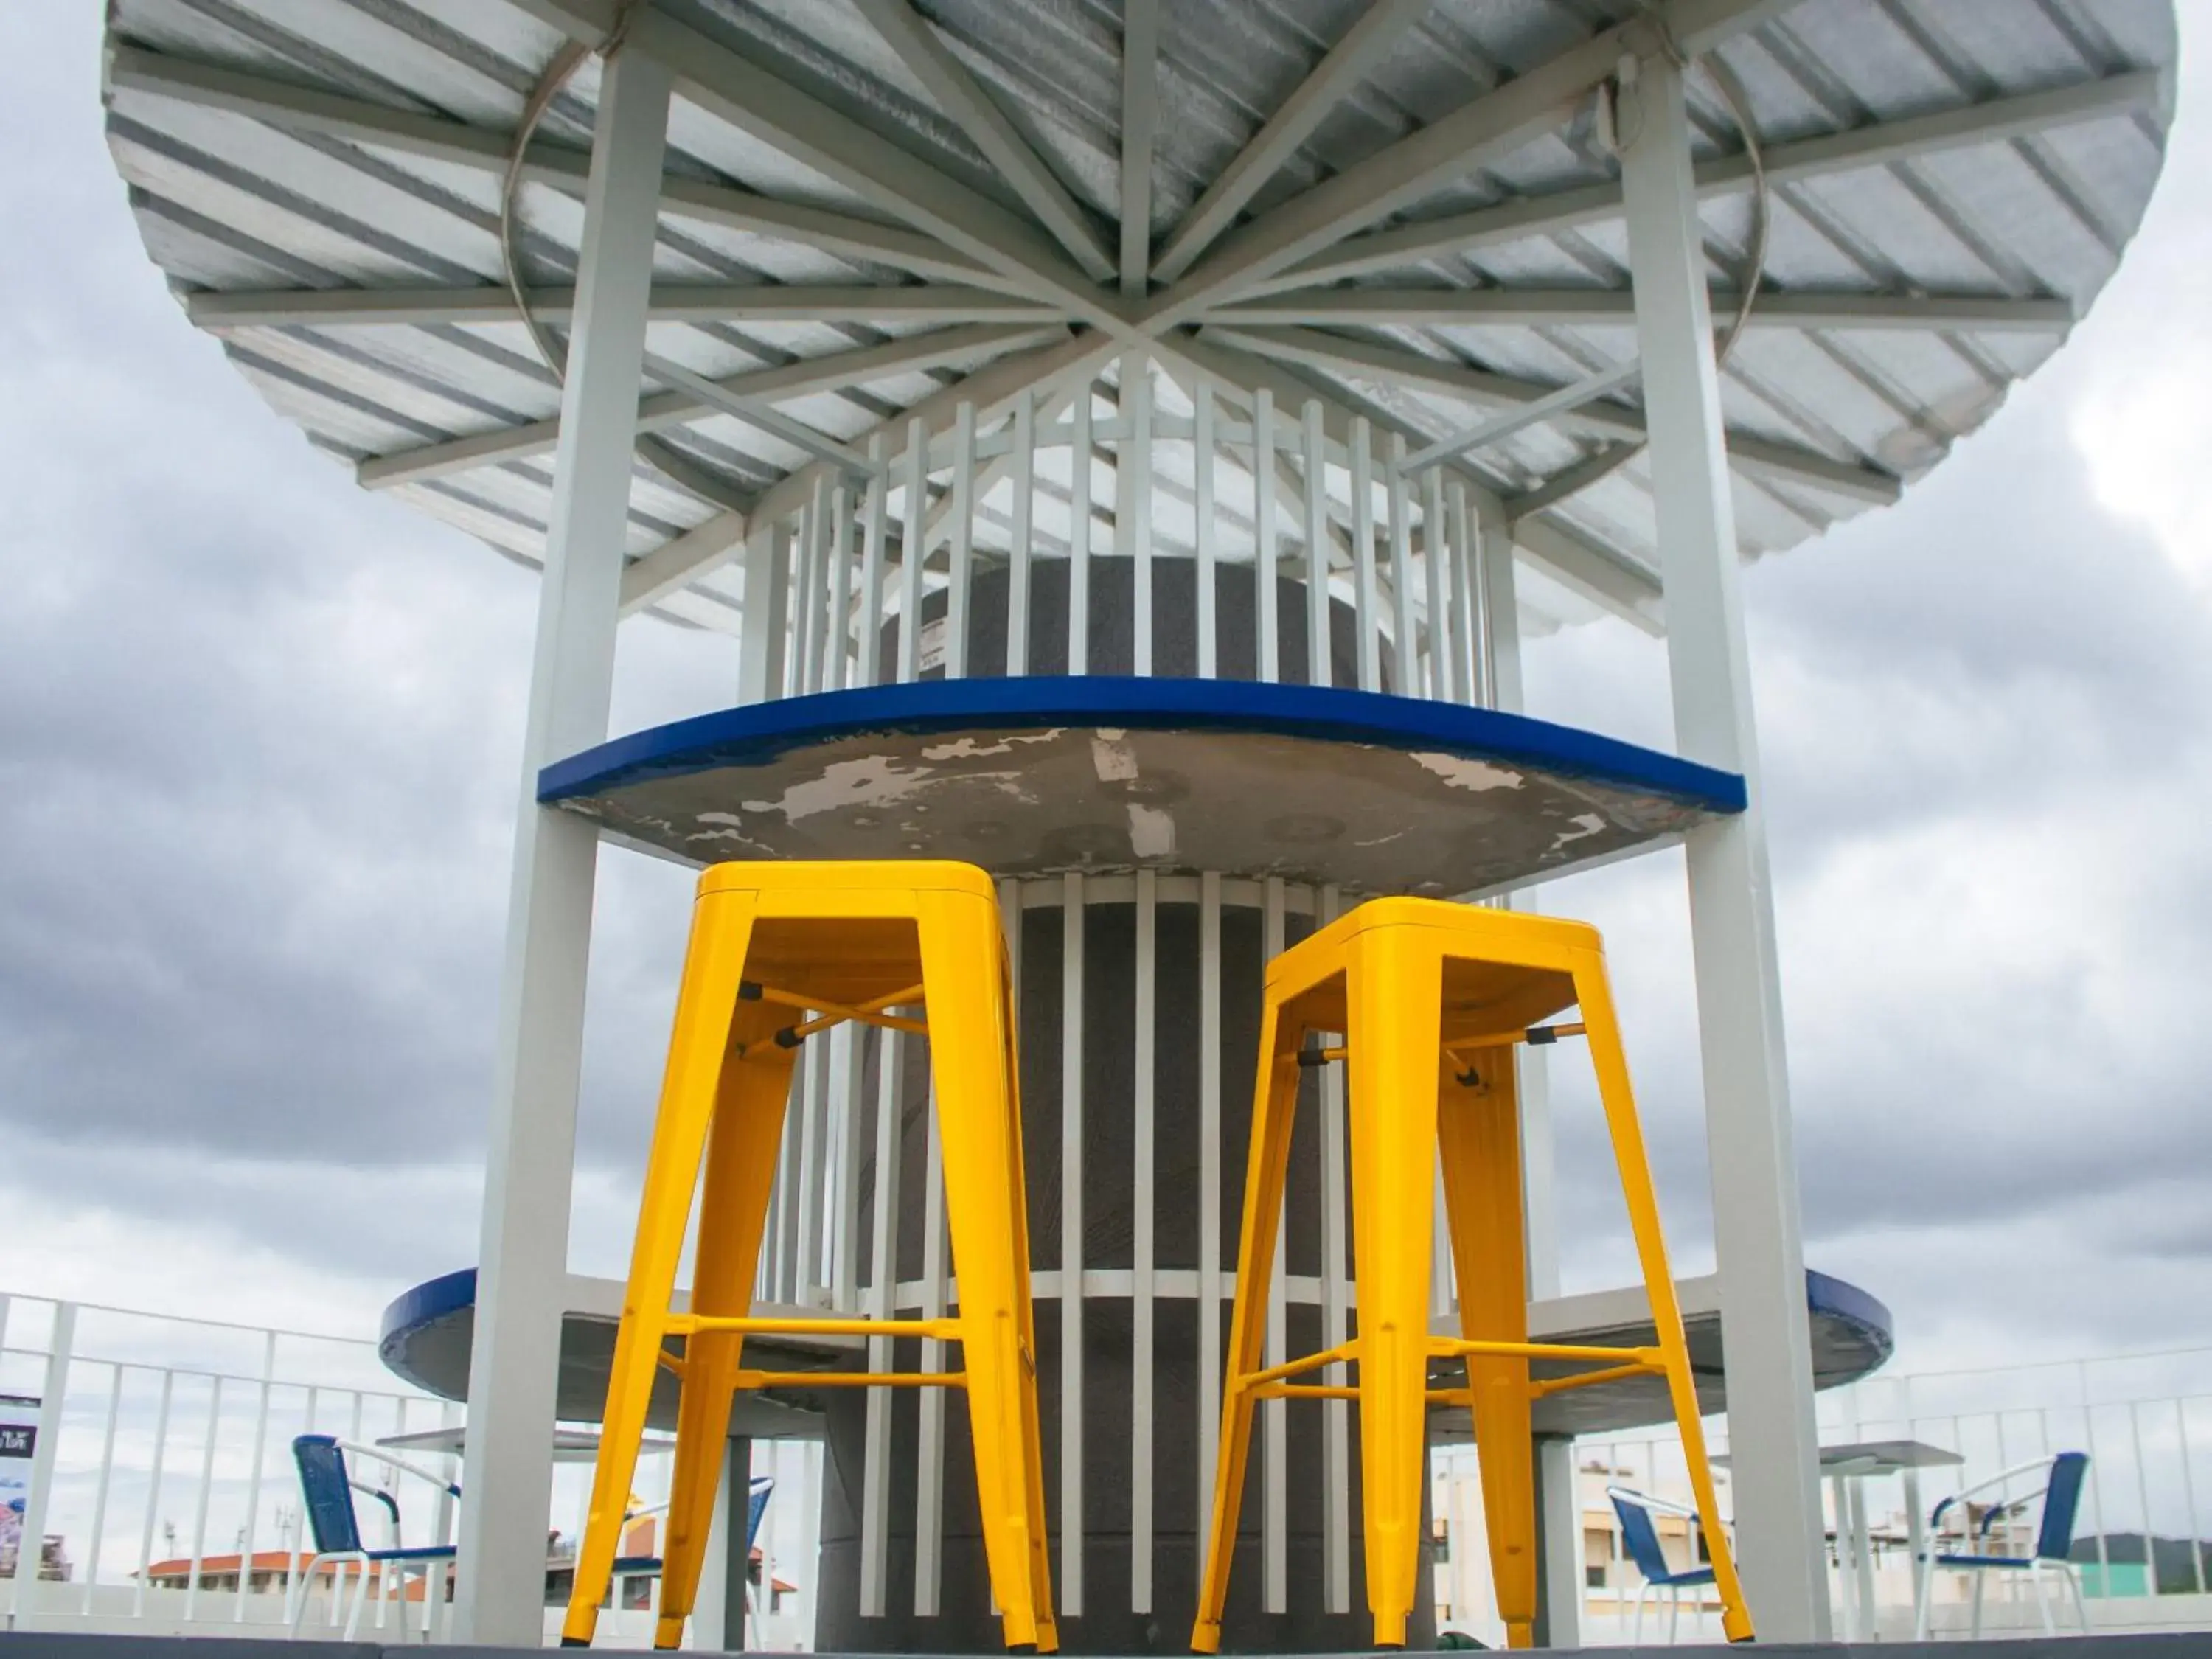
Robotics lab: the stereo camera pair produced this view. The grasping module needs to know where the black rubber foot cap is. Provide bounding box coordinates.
[560,1640,590,1649]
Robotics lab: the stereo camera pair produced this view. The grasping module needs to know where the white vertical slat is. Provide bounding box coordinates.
[78,1364,123,1615]
[182,1374,223,1621]
[738,519,792,706]
[1423,467,1453,703]
[757,1172,780,1304]
[1194,386,1217,679]
[1262,878,1288,1614]
[1069,383,1093,674]
[1317,883,1352,1615]
[1009,390,1035,675]
[947,401,977,681]
[1197,871,1224,1555]
[133,1370,174,1617]
[232,1330,278,1624]
[897,415,928,684]
[914,1079,949,1615]
[827,482,855,692]
[1127,355,1155,675]
[831,1023,865,1312]
[1350,417,1380,692]
[776,1051,806,1303]
[797,1026,828,1299]
[13,1302,74,1630]
[1131,867,1158,1613]
[860,1028,904,1617]
[782,505,808,700]
[1387,434,1415,695]
[857,434,889,689]
[1451,484,1482,707]
[1060,871,1086,1616]
[798,472,830,693]
[1253,390,1279,683]
[1301,400,1330,688]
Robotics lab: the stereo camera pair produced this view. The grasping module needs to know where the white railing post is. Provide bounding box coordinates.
[7,1300,74,1629]
[454,41,672,1646]
[1619,46,1829,1641]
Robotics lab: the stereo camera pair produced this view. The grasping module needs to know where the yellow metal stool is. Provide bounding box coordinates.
[1189,897,1751,1652]
[560,860,1057,1652]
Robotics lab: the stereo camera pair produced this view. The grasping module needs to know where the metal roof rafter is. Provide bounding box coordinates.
[1203,290,2075,333]
[186,286,1065,330]
[1256,68,2166,295]
[855,1,1116,283]
[508,0,1142,341]
[1203,323,1900,508]
[1148,0,1800,325]
[1150,0,1434,284]
[102,43,1012,291]
[358,323,1065,490]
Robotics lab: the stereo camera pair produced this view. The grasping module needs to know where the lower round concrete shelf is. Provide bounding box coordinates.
[538,676,1745,894]
[378,1266,1889,1441]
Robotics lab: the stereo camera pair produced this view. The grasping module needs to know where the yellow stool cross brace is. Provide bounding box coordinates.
[562,860,1056,1653]
[1190,897,1752,1652]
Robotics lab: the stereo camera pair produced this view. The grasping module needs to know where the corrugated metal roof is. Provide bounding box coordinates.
[99,0,2177,634]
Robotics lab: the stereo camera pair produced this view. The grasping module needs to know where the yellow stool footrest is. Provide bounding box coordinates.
[734,1368,967,1390]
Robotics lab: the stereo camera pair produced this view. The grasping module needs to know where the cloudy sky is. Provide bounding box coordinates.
[4,4,2209,1402]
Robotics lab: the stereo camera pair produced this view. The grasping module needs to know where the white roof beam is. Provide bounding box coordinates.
[1260,69,2166,295]
[1120,0,1161,298]
[855,1,1116,283]
[102,43,1010,291]
[1150,0,1433,284]
[1505,443,1640,524]
[1152,0,1797,323]
[359,322,1065,489]
[639,352,872,476]
[187,285,1065,330]
[1204,289,2074,333]
[1206,323,1899,507]
[510,0,1134,338]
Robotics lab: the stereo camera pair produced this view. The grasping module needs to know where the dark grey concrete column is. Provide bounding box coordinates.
[813,564,1436,1652]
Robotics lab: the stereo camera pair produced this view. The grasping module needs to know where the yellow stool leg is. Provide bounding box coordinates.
[1189,994,1304,1655]
[917,891,1057,1652]
[563,892,757,1648]
[652,998,796,1649]
[1437,1043,1537,1649]
[995,927,1057,1652]
[1343,929,1445,1650]
[1573,956,1754,1644]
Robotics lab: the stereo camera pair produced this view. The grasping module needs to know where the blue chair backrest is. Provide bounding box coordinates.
[1610,1489,1675,1582]
[2037,1452,2090,1561]
[745,1475,774,1551]
[293,1434,362,1556]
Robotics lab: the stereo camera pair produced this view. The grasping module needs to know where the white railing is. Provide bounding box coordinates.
[1434,1343,2212,1646]
[0,1292,724,1646]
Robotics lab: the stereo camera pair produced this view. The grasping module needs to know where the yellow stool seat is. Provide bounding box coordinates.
[561,860,1056,1652]
[1190,897,1752,1651]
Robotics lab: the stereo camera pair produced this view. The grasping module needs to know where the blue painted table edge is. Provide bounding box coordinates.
[538,676,1747,816]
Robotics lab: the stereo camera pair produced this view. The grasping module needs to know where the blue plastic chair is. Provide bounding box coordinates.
[1609,1485,1718,1644]
[1916,1451,2090,1638]
[740,1475,774,1644]
[289,1434,459,1639]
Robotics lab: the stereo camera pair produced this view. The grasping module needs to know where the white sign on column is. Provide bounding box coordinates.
[454,44,674,1646]
[1618,42,1830,1642]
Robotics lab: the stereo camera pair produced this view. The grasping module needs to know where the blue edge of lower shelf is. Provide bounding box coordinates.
[376,1266,1895,1406]
[536,675,1749,816]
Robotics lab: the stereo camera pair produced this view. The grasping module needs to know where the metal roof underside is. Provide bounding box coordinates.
[100,0,2177,636]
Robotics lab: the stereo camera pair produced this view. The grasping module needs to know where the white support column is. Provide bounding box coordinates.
[453,46,671,1647]
[1478,504,1580,1651]
[1618,48,1830,1643]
